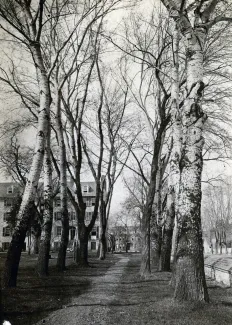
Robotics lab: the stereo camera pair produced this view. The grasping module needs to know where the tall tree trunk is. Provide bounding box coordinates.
[160,26,180,272]
[57,209,69,270]
[32,231,41,254]
[37,133,53,277]
[151,213,162,268]
[31,211,42,254]
[151,163,161,268]
[219,239,222,254]
[173,36,209,302]
[159,191,175,271]
[56,89,69,271]
[140,211,151,277]
[140,120,168,277]
[215,240,218,254]
[1,43,50,288]
[99,190,107,260]
[75,222,89,266]
[150,166,163,269]
[161,0,219,303]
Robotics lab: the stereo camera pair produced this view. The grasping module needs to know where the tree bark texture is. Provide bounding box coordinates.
[56,89,69,271]
[99,189,107,260]
[174,48,209,302]
[76,222,89,266]
[140,120,168,277]
[151,165,163,268]
[161,0,211,302]
[31,213,42,254]
[160,26,180,272]
[151,213,162,268]
[1,42,50,288]
[159,190,175,271]
[37,133,53,277]
[32,232,40,254]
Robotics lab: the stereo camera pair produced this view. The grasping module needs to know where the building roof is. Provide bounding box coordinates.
[0,182,22,199]
[0,180,98,200]
[68,181,97,197]
[81,182,96,197]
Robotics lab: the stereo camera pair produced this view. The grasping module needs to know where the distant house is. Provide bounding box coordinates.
[52,181,100,252]
[0,181,103,252]
[110,225,141,253]
[0,183,22,251]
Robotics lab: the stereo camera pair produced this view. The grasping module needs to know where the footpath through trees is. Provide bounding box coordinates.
[2,253,232,325]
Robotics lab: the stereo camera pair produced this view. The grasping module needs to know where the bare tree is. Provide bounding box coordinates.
[202,181,232,254]
[0,0,52,287]
[161,0,232,302]
[116,8,172,277]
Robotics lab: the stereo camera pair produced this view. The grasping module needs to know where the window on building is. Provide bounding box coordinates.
[3,212,11,221]
[3,227,10,237]
[86,199,92,207]
[70,227,75,240]
[54,212,62,221]
[56,226,62,236]
[68,211,76,221]
[91,231,96,237]
[91,198,95,206]
[7,186,13,194]
[85,211,92,220]
[4,199,13,207]
[91,241,96,250]
[55,198,61,207]
[82,185,88,193]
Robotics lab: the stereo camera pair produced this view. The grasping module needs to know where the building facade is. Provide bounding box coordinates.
[0,183,22,251]
[0,181,100,252]
[110,225,141,253]
[51,181,100,252]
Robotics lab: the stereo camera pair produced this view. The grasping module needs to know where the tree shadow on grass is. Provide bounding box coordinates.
[1,253,120,325]
[2,268,91,325]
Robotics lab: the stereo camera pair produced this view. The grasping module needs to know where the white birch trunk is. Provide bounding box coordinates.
[2,43,50,287]
[160,0,213,302]
[37,127,53,277]
[56,90,69,271]
[174,29,208,301]
[160,26,181,271]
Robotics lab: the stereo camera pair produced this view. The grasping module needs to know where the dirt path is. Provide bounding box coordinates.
[3,253,232,325]
[33,254,130,325]
[34,253,232,325]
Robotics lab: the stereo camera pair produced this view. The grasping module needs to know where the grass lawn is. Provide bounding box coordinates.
[105,255,232,325]
[1,253,232,325]
[0,252,118,325]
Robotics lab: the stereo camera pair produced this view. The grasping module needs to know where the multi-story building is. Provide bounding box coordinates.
[0,181,101,252]
[52,181,100,252]
[0,182,22,251]
[110,225,141,253]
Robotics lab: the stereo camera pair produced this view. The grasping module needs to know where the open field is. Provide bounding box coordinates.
[1,253,232,325]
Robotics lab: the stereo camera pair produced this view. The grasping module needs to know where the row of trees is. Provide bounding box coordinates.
[109,0,232,302]
[0,0,137,287]
[0,0,232,304]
